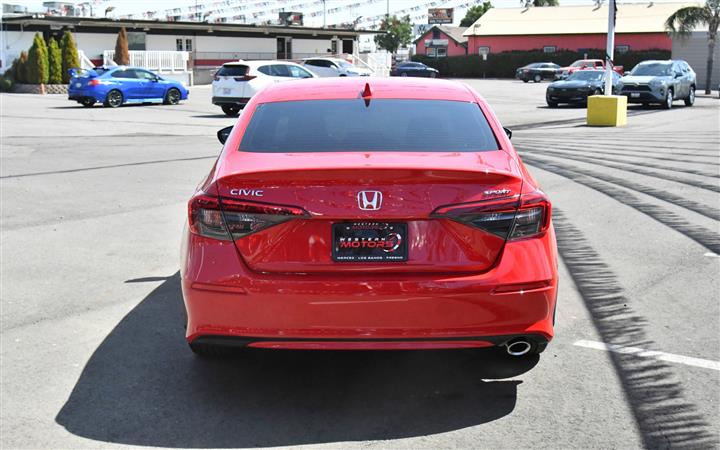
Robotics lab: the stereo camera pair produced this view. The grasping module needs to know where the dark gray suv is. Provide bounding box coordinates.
[617,60,696,109]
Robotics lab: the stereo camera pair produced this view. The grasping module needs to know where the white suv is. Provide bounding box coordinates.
[212,60,316,116]
[302,57,372,77]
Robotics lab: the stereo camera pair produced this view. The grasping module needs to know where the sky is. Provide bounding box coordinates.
[5,0,691,27]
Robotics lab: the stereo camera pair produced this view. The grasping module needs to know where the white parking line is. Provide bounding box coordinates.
[574,340,720,371]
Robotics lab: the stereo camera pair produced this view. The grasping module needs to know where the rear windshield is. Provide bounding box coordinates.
[217,65,248,77]
[239,99,499,153]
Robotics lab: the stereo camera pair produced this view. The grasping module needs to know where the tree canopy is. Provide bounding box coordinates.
[374,15,413,54]
[460,2,493,27]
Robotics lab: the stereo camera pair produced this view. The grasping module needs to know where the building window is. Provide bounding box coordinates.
[185,38,192,51]
[432,28,440,39]
[436,47,447,57]
[426,47,436,57]
[126,32,146,51]
[616,45,629,53]
[176,39,183,51]
[543,46,556,53]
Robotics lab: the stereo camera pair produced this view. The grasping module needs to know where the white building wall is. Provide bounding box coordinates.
[2,30,36,66]
[195,35,276,53]
[146,34,181,51]
[292,38,333,55]
[74,32,116,60]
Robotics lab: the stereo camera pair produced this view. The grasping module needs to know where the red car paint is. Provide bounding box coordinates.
[181,77,558,352]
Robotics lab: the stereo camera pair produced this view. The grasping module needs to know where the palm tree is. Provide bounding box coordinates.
[522,0,559,7]
[665,0,720,94]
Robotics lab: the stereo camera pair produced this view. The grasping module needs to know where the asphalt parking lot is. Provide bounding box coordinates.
[1,79,718,449]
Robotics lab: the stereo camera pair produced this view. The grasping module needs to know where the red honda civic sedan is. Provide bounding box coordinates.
[181,77,558,357]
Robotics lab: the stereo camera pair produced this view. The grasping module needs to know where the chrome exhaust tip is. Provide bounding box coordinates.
[506,339,532,356]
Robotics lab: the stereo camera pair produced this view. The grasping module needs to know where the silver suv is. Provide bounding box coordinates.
[618,60,696,109]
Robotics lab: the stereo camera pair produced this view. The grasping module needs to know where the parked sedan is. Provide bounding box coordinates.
[390,62,439,77]
[618,60,696,109]
[546,70,620,107]
[183,77,557,358]
[212,60,316,116]
[516,62,561,83]
[68,66,188,108]
[302,57,372,77]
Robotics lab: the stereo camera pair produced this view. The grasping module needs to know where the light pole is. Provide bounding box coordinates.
[604,0,615,96]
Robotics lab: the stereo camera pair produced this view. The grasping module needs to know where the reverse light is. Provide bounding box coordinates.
[432,190,551,240]
[189,193,308,241]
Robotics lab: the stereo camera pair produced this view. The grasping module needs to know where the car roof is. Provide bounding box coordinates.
[222,60,302,67]
[252,77,476,104]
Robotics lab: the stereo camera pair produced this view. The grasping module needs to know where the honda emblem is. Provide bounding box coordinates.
[357,191,383,210]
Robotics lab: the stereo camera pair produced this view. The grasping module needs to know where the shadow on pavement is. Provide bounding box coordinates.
[553,210,717,448]
[56,273,537,448]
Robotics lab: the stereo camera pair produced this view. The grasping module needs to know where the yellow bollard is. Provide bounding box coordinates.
[587,95,627,127]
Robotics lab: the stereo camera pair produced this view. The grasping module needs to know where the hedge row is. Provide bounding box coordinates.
[412,49,672,78]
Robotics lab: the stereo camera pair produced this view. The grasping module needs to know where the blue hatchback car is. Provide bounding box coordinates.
[68,66,189,108]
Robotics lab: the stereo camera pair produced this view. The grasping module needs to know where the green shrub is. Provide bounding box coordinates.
[12,51,30,84]
[60,31,80,84]
[48,37,63,84]
[412,49,672,78]
[27,32,50,84]
[0,75,14,92]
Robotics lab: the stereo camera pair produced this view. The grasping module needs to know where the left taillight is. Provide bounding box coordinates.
[188,193,308,241]
[432,190,551,241]
[88,79,100,86]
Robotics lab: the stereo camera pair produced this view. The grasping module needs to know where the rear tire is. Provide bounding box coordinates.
[164,87,181,105]
[80,98,95,107]
[430,71,437,78]
[104,89,123,108]
[684,86,695,106]
[221,105,240,117]
[546,99,558,108]
[533,74,542,83]
[522,79,529,83]
[400,72,407,77]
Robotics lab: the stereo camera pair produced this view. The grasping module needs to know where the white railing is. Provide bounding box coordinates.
[352,52,392,77]
[102,50,189,73]
[77,50,95,70]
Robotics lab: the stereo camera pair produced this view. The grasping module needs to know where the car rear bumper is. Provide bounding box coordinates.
[212,96,250,106]
[181,226,558,349]
[68,88,104,102]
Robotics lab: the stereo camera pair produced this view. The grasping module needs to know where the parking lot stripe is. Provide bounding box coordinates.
[574,340,720,371]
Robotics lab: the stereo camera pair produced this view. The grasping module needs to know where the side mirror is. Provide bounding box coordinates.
[217,126,233,144]
[503,127,512,140]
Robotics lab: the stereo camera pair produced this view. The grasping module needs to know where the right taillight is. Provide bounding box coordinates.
[234,75,256,81]
[188,193,308,241]
[432,190,551,240]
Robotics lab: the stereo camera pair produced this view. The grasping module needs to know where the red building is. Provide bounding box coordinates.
[463,3,690,55]
[414,25,468,58]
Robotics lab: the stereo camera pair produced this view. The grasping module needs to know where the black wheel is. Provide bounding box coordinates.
[522,79,529,83]
[684,86,695,106]
[339,74,347,77]
[400,72,407,77]
[430,71,437,78]
[164,88,181,105]
[593,89,602,96]
[533,74,542,83]
[546,98,558,108]
[663,89,674,109]
[221,105,240,117]
[104,89,123,108]
[189,342,234,358]
[80,98,95,107]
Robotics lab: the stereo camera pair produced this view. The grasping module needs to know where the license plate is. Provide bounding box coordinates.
[332,222,408,262]
[631,92,640,98]
[223,88,232,95]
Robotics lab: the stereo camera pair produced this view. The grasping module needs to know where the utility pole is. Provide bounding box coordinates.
[604,0,615,95]
[386,0,389,17]
[323,0,326,28]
